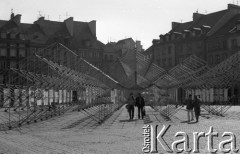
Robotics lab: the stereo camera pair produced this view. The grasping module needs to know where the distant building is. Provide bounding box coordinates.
[0,13,105,84]
[102,38,144,73]
[145,4,240,70]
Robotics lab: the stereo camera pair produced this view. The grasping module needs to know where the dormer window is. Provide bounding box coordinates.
[202,25,211,33]
[192,31,196,37]
[183,33,186,38]
[173,32,182,39]
[236,20,240,31]
[183,30,190,38]
[192,28,202,36]
[83,40,91,47]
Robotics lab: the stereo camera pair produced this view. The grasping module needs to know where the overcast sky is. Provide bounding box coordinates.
[0,0,236,49]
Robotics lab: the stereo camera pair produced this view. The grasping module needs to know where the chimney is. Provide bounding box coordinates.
[88,20,96,38]
[12,14,21,25]
[34,16,45,25]
[172,22,181,29]
[10,13,14,19]
[159,34,165,43]
[193,12,204,22]
[64,17,74,36]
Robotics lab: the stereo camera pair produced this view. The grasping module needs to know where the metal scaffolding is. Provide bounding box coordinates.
[0,43,124,130]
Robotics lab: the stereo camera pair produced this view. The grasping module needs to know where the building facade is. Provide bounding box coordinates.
[145,4,240,70]
[144,4,240,103]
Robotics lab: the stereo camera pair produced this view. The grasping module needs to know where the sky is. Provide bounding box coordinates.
[0,0,236,49]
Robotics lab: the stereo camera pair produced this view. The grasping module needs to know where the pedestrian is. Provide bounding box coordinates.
[193,95,201,123]
[127,93,135,120]
[135,93,145,119]
[186,94,194,122]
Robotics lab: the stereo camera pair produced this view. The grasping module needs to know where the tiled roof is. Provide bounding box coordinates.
[26,24,45,35]
[70,21,103,49]
[0,15,104,49]
[189,10,228,29]
[170,21,193,33]
[143,46,154,55]
[211,14,240,37]
[117,38,134,44]
[0,20,8,27]
[46,24,71,44]
[170,10,228,34]
[36,20,63,37]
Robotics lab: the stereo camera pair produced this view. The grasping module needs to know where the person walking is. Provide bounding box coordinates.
[127,93,135,120]
[186,94,194,122]
[193,95,201,123]
[135,93,145,119]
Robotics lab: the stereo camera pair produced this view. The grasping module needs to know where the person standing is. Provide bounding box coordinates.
[127,93,135,120]
[186,95,194,122]
[193,95,201,122]
[135,93,145,119]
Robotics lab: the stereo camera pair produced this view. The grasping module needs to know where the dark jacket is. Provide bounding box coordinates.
[135,96,145,107]
[193,99,201,115]
[127,96,135,106]
[186,99,193,110]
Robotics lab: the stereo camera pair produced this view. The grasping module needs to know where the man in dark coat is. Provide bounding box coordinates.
[193,95,201,122]
[186,94,194,122]
[127,93,135,120]
[135,93,145,119]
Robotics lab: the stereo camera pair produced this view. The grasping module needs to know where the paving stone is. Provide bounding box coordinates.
[0,105,239,153]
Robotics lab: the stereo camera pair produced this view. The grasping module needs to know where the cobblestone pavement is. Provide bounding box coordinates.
[0,105,240,153]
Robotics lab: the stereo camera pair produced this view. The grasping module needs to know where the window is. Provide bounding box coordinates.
[0,75,3,83]
[0,61,6,69]
[179,58,183,63]
[222,53,227,61]
[157,59,161,65]
[187,44,192,51]
[110,55,113,61]
[178,45,183,52]
[96,52,100,58]
[104,55,108,61]
[197,42,203,49]
[10,61,17,68]
[168,58,172,66]
[19,49,26,58]
[168,46,172,54]
[162,50,166,55]
[162,59,166,66]
[84,40,90,47]
[209,55,213,64]
[215,55,220,64]
[10,48,17,57]
[231,39,237,48]
[89,52,93,58]
[223,41,227,49]
[0,33,6,38]
[0,48,7,57]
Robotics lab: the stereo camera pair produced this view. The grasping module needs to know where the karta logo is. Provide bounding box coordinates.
[142,124,239,153]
